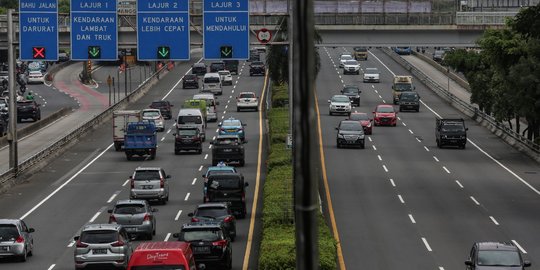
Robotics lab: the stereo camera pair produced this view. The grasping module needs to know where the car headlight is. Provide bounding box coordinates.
[338,133,345,138]
[238,130,244,133]
[367,123,372,127]
[359,135,365,139]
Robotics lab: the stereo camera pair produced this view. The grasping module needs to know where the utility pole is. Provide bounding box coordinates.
[292,0,319,269]
[288,0,293,134]
[7,9,18,172]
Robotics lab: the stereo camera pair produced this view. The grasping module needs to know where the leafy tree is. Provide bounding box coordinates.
[59,0,70,14]
[0,0,17,14]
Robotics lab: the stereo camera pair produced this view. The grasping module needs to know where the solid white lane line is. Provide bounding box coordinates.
[164,233,171,241]
[416,138,421,142]
[372,145,377,150]
[192,178,197,185]
[382,165,388,172]
[443,166,451,174]
[422,237,433,252]
[408,214,416,224]
[489,216,499,225]
[398,195,405,204]
[89,211,102,223]
[47,264,56,270]
[424,146,430,152]
[204,154,208,160]
[377,155,382,161]
[456,180,464,188]
[198,165,203,171]
[511,240,527,254]
[174,210,183,221]
[106,191,121,203]
[122,179,130,186]
[389,179,396,187]
[162,58,203,100]
[433,156,439,162]
[470,196,480,205]
[20,144,114,220]
[408,129,414,134]
[184,193,190,201]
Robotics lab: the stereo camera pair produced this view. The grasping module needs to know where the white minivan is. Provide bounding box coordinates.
[202,73,222,95]
[176,108,206,141]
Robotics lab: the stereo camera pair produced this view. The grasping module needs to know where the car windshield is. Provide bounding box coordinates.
[354,47,367,52]
[252,61,264,66]
[178,129,197,136]
[477,250,521,266]
[208,177,241,189]
[218,71,230,76]
[345,60,358,65]
[181,229,221,242]
[340,55,353,61]
[178,115,202,124]
[134,170,160,180]
[240,93,255,98]
[203,77,220,83]
[223,120,241,127]
[143,111,160,118]
[342,87,359,94]
[132,266,186,270]
[376,106,394,113]
[195,207,229,217]
[340,122,363,131]
[332,96,350,103]
[350,113,369,121]
[0,224,19,241]
[184,75,196,80]
[80,230,117,244]
[441,124,465,132]
[394,83,413,91]
[365,68,378,74]
[114,204,146,214]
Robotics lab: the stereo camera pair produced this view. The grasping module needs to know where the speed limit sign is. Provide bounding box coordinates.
[256,28,272,44]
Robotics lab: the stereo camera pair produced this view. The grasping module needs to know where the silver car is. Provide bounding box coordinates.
[0,219,35,262]
[108,200,157,240]
[74,224,132,269]
[129,167,170,204]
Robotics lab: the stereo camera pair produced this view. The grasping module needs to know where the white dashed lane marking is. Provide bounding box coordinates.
[455,180,464,188]
[106,191,121,203]
[512,240,527,254]
[184,193,190,201]
[408,214,416,224]
[164,233,171,241]
[398,195,405,204]
[489,216,499,225]
[470,196,480,205]
[424,146,430,152]
[443,166,451,174]
[192,178,197,185]
[174,210,183,221]
[422,237,433,252]
[389,179,396,187]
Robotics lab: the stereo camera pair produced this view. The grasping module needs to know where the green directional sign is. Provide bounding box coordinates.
[220,46,233,59]
[87,46,101,59]
[157,46,170,59]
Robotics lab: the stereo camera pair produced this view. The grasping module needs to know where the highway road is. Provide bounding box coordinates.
[316,47,540,269]
[0,57,266,269]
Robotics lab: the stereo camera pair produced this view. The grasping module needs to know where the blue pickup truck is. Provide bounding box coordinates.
[124,122,157,160]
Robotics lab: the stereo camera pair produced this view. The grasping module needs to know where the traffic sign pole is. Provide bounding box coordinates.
[7,9,18,172]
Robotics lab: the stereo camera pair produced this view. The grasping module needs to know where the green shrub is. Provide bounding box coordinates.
[262,165,293,227]
[272,84,289,108]
[267,146,291,172]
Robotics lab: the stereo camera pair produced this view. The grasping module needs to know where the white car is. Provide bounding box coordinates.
[218,70,233,86]
[339,54,354,68]
[27,70,45,84]
[236,91,258,111]
[363,67,380,83]
[328,95,352,116]
[142,108,165,132]
[342,60,360,75]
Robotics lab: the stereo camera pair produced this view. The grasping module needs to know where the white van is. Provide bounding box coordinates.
[202,73,222,95]
[176,108,206,141]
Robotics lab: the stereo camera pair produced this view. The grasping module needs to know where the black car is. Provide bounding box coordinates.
[0,107,8,136]
[209,61,225,72]
[435,117,467,149]
[188,203,237,241]
[174,222,232,270]
[223,60,239,75]
[182,74,199,89]
[432,50,445,62]
[398,91,420,112]
[205,173,249,218]
[336,120,365,148]
[211,135,245,166]
[16,100,41,122]
[192,63,207,75]
[465,242,531,270]
[341,85,361,106]
[149,100,173,119]
[174,127,203,154]
[249,61,265,76]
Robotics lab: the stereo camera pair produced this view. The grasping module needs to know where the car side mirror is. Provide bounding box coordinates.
[166,175,171,178]
[244,182,249,187]
[464,260,473,266]
[372,111,375,114]
[172,233,180,238]
[152,208,158,212]
[335,127,338,130]
[107,209,113,213]
[216,101,220,105]
[188,213,194,217]
[74,236,80,241]
[172,133,176,136]
[523,260,531,267]
[28,228,35,233]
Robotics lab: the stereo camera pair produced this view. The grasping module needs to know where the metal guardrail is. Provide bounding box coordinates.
[381,47,540,161]
[455,11,518,25]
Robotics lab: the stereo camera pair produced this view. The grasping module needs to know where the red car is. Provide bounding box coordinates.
[373,104,397,126]
[348,112,373,134]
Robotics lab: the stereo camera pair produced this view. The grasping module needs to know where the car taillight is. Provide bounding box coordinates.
[143,214,151,222]
[76,240,88,248]
[220,128,225,132]
[242,192,245,202]
[15,236,24,243]
[130,179,134,188]
[191,217,200,222]
[111,240,124,247]
[212,240,227,248]
[160,178,164,188]
[109,215,117,223]
[223,216,233,223]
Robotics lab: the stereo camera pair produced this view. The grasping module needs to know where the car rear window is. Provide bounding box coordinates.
[0,224,19,241]
[132,266,186,270]
[207,169,235,177]
[208,177,241,189]
[178,115,202,124]
[342,87,359,94]
[203,77,220,84]
[195,207,229,217]
[350,114,369,121]
[181,229,222,242]
[80,230,118,244]
[134,170,161,180]
[151,101,168,107]
[114,204,146,214]
[477,250,521,266]
[143,111,161,118]
[223,120,241,127]
[376,106,394,113]
[239,93,255,98]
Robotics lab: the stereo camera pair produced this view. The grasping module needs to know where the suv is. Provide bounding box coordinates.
[188,203,237,241]
[149,100,173,119]
[205,173,249,218]
[192,62,207,75]
[435,117,467,149]
[174,126,203,154]
[398,91,420,112]
[209,61,225,72]
[107,200,157,240]
[0,219,35,262]
[249,61,265,76]
[353,46,368,60]
[174,222,232,270]
[336,120,365,148]
[202,163,237,199]
[211,135,245,166]
[328,95,352,116]
[465,242,531,269]
[129,167,171,204]
[16,100,41,122]
[74,224,132,269]
[341,85,361,106]
[236,91,258,111]
[182,74,199,89]
[342,59,360,75]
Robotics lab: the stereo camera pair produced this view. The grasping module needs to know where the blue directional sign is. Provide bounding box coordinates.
[19,0,58,61]
[203,0,249,60]
[71,0,118,61]
[137,0,190,61]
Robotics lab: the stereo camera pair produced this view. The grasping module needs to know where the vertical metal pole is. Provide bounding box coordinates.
[124,63,128,97]
[288,0,293,134]
[128,65,132,92]
[113,77,116,104]
[7,9,18,172]
[292,0,318,269]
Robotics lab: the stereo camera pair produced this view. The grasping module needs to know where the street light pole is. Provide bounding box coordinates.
[7,9,18,172]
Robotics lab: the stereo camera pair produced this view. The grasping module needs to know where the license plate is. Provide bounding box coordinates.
[223,149,232,152]
[126,228,136,232]
[193,246,211,253]
[143,185,154,189]
[227,129,235,132]
[93,249,107,254]
[0,246,8,251]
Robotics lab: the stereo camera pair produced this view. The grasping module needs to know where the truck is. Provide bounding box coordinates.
[124,122,157,160]
[435,117,468,149]
[113,110,141,151]
[353,46,368,60]
[392,75,414,104]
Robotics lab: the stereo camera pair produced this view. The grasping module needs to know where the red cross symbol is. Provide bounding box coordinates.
[33,47,45,59]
